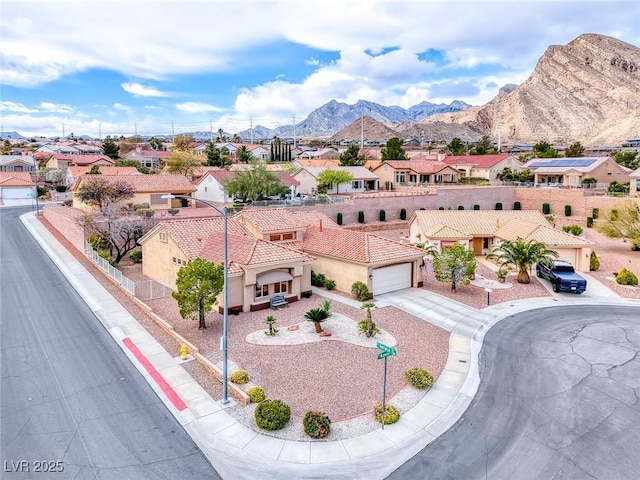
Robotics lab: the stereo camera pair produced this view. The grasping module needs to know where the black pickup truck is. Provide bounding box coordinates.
[536,260,587,294]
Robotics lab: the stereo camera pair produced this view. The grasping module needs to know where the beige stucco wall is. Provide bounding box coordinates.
[310,255,369,294]
[372,163,396,186]
[293,170,319,195]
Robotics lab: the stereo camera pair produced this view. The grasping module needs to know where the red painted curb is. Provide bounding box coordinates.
[123,337,188,412]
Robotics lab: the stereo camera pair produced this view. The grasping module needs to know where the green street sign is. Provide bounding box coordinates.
[376,342,397,358]
[27,192,36,198]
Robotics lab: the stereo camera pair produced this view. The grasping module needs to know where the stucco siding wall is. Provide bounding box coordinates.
[141,234,184,289]
[310,255,368,294]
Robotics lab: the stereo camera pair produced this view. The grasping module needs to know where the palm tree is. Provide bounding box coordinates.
[360,301,377,337]
[488,238,558,284]
[304,308,329,333]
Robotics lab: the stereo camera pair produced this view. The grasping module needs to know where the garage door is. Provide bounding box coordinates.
[372,263,412,295]
[0,187,32,199]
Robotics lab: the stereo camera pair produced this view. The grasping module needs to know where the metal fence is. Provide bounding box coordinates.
[84,242,172,301]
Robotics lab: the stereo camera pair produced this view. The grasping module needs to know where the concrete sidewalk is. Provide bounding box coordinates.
[20,211,635,480]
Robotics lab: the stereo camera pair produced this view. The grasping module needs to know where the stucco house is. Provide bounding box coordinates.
[121,148,172,171]
[192,169,235,204]
[629,167,640,195]
[297,148,340,160]
[521,157,631,187]
[408,209,593,272]
[64,166,141,188]
[0,172,34,200]
[442,154,521,181]
[139,217,315,312]
[372,159,460,187]
[46,154,114,170]
[72,174,196,211]
[292,166,379,195]
[0,155,37,173]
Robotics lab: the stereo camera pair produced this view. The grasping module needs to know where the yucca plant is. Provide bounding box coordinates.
[305,308,329,333]
[359,301,378,338]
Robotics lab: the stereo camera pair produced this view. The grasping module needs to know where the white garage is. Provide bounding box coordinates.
[372,263,412,295]
[0,186,33,199]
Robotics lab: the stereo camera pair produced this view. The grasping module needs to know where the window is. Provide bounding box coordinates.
[270,234,281,241]
[394,171,406,183]
[269,232,294,242]
[282,233,294,240]
[273,281,288,294]
[255,284,269,299]
[483,237,489,248]
[352,180,363,189]
[150,194,165,205]
[159,231,168,243]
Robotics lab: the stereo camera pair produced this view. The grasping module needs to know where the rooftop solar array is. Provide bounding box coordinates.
[528,158,598,168]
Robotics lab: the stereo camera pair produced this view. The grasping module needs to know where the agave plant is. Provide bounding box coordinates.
[304,308,330,333]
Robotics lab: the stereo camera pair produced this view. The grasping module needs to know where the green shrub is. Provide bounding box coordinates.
[565,205,572,216]
[458,205,464,210]
[473,204,480,210]
[631,239,640,251]
[495,202,503,210]
[420,207,426,210]
[379,209,386,222]
[135,202,151,210]
[513,201,521,210]
[303,411,331,439]
[405,367,434,389]
[542,203,550,214]
[167,208,179,216]
[400,208,407,220]
[129,250,142,263]
[230,370,249,384]
[351,281,370,301]
[586,217,593,228]
[590,251,600,271]
[324,279,336,290]
[301,290,312,299]
[384,181,392,190]
[615,268,638,286]
[55,185,67,192]
[311,271,326,287]
[336,212,343,225]
[374,403,400,425]
[37,186,47,196]
[562,225,583,236]
[592,208,599,219]
[87,233,108,250]
[98,249,117,266]
[247,386,266,403]
[438,206,444,210]
[254,399,291,431]
[358,211,365,223]
[358,319,381,337]
[139,208,154,218]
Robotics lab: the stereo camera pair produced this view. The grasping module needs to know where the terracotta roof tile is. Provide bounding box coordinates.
[495,219,593,247]
[234,209,338,234]
[413,210,549,237]
[74,174,196,193]
[0,172,34,186]
[377,160,458,174]
[442,154,513,168]
[67,166,139,177]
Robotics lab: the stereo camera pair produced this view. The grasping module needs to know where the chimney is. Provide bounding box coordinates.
[319,219,323,232]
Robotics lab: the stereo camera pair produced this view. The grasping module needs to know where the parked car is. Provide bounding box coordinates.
[536,260,587,293]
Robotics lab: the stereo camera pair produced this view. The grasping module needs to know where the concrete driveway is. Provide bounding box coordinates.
[536,270,621,301]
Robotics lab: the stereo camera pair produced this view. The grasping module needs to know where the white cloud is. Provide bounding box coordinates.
[0,101,37,113]
[38,102,75,113]
[121,82,170,97]
[176,102,226,114]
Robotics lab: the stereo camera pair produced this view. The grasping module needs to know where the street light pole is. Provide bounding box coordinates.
[161,194,231,405]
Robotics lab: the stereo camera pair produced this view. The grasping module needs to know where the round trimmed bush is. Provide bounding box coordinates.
[303,411,331,439]
[473,204,480,210]
[374,403,400,425]
[400,208,407,220]
[247,386,265,403]
[495,202,503,210]
[405,367,434,389]
[358,211,365,223]
[254,399,291,431]
[542,203,550,214]
[513,201,521,210]
[336,212,343,225]
[590,251,600,271]
[351,281,370,301]
[230,369,249,384]
[379,209,386,221]
[615,268,638,286]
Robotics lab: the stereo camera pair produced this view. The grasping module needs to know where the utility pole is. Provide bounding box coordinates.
[292,115,296,147]
[172,122,175,142]
[62,123,65,138]
[250,117,254,145]
[98,123,102,141]
[361,109,364,150]
[134,122,138,137]
[209,120,213,143]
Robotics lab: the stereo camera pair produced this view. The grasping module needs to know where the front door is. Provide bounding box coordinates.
[473,237,483,254]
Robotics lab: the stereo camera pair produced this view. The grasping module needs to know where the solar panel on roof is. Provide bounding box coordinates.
[529,158,597,168]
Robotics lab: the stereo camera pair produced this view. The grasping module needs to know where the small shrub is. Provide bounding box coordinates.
[301,290,312,299]
[631,239,640,251]
[419,207,426,210]
[495,202,503,210]
[230,370,249,385]
[254,399,291,431]
[87,233,108,250]
[545,214,556,226]
[98,249,116,266]
[586,217,593,228]
[351,281,370,301]
[565,205,572,217]
[513,201,521,210]
[374,403,400,425]
[319,299,333,315]
[562,225,583,236]
[167,208,179,216]
[592,208,599,219]
[264,315,278,336]
[358,211,365,223]
[324,279,336,290]
[55,185,67,192]
[400,208,407,220]
[303,411,331,439]
[457,205,464,210]
[336,212,343,225]
[542,203,550,214]
[615,268,638,286]
[405,367,434,389]
[590,251,600,271]
[247,386,266,403]
[139,208,154,218]
[129,250,142,263]
[311,271,326,287]
[379,209,386,222]
[438,206,444,210]
[358,319,381,337]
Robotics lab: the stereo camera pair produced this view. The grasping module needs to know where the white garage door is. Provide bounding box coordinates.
[0,187,32,199]
[372,263,412,295]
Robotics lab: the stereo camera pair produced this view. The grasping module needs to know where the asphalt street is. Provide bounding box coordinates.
[0,207,220,479]
[387,304,640,480]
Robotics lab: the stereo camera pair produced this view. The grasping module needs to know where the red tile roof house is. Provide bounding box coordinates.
[0,171,35,201]
[45,154,115,170]
[65,166,141,188]
[371,159,460,187]
[72,174,196,212]
[139,217,315,312]
[442,154,521,182]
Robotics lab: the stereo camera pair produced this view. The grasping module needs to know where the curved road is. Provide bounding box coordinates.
[388,304,640,480]
[1,207,220,479]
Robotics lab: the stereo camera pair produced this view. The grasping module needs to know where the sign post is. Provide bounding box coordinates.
[376,342,397,429]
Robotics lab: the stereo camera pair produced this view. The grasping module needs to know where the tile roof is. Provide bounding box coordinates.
[423,223,472,239]
[0,155,36,167]
[51,154,114,165]
[67,166,139,177]
[495,219,593,247]
[233,209,338,234]
[413,210,550,237]
[0,171,34,186]
[442,154,514,168]
[302,226,425,264]
[377,160,459,174]
[296,165,379,180]
[74,174,196,193]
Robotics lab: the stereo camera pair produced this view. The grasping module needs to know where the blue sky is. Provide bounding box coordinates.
[1,0,639,138]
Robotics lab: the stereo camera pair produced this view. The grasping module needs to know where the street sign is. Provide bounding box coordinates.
[377,351,393,360]
[27,192,35,198]
[376,342,397,357]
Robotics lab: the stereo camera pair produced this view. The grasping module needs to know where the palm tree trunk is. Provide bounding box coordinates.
[314,321,323,333]
[517,267,530,284]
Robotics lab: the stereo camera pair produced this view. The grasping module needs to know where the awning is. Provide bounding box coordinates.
[256,270,293,286]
